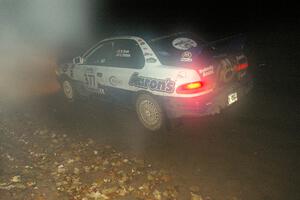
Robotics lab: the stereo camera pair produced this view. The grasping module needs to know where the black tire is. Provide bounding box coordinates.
[135,94,165,131]
[60,78,77,102]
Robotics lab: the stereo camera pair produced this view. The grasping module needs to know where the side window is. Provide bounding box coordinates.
[85,42,113,65]
[110,39,145,69]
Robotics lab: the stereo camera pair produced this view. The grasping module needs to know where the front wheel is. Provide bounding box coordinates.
[61,79,76,102]
[136,94,165,131]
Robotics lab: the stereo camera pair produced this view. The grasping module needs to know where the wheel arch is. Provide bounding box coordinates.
[57,74,72,83]
[132,90,162,105]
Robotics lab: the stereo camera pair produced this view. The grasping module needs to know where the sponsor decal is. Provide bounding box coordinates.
[180,51,192,62]
[70,64,75,77]
[129,72,175,93]
[97,83,105,95]
[109,76,121,86]
[172,37,197,50]
[144,52,153,57]
[116,49,131,57]
[146,58,157,63]
[199,65,214,77]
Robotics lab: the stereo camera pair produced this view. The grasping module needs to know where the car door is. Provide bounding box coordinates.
[77,41,113,95]
[102,39,145,104]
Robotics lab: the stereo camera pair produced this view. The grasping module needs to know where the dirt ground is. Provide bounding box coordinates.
[0,77,299,200]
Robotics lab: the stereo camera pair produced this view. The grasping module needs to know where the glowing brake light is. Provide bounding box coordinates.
[176,81,203,94]
[186,82,202,89]
[235,63,249,71]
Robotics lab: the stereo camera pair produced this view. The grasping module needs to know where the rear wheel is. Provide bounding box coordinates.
[136,94,164,131]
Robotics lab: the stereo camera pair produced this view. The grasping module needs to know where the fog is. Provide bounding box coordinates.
[0,0,94,102]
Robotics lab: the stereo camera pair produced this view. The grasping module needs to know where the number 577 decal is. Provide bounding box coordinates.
[84,73,96,87]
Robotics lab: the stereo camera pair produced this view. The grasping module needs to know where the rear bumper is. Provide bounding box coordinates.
[162,79,253,118]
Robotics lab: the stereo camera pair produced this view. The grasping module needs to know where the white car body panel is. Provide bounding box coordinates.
[59,36,213,98]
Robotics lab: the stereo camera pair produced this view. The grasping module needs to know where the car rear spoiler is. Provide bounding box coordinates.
[203,34,247,54]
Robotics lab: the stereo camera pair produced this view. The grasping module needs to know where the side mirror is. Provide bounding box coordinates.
[73,56,83,64]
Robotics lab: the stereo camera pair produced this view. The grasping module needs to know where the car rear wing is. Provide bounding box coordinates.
[203,34,247,54]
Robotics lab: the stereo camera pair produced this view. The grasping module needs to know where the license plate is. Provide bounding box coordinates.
[228,92,238,105]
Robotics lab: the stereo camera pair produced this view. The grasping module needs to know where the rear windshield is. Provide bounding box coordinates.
[148,33,206,67]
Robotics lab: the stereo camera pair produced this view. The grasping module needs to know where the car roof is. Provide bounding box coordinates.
[105,32,193,42]
[82,32,199,57]
[101,36,142,41]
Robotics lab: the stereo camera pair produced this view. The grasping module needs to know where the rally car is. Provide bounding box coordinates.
[56,32,253,131]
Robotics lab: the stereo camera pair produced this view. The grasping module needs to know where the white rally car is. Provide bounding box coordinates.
[56,32,253,131]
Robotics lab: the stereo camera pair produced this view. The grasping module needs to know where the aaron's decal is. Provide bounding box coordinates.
[129,73,175,93]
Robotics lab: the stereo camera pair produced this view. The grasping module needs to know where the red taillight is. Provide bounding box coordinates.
[186,82,202,89]
[176,81,203,94]
[235,63,249,71]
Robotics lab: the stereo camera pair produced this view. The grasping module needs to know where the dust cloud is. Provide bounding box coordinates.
[0,0,94,103]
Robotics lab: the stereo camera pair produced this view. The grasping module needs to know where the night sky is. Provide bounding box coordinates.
[88,1,300,37]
